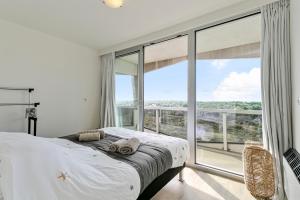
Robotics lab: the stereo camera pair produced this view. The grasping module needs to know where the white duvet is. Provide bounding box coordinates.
[0,128,189,200]
[0,132,140,200]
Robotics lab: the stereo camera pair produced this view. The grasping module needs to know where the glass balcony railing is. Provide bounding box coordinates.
[117,105,263,174]
[117,105,262,152]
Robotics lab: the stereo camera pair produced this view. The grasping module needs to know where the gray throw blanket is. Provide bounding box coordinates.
[61,133,173,193]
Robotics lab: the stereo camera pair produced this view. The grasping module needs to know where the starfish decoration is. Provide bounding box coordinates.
[57,171,70,182]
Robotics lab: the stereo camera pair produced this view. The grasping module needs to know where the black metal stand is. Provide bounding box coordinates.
[28,117,37,136]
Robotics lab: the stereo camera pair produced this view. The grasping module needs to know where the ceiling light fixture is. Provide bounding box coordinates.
[103,0,124,8]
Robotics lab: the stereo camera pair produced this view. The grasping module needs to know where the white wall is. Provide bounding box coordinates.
[0,19,100,137]
[291,0,300,152]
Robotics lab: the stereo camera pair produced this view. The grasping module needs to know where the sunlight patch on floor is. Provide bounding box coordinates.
[152,167,255,200]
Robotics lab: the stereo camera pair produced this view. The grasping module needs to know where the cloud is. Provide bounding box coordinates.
[213,68,261,101]
[211,59,230,70]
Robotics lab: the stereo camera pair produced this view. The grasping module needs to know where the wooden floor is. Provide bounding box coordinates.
[152,167,255,200]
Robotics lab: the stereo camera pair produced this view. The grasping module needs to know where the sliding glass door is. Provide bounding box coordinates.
[143,36,188,139]
[115,12,262,177]
[195,14,262,174]
[115,52,141,130]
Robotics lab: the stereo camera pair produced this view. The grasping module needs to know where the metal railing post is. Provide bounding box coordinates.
[155,109,159,133]
[222,113,228,151]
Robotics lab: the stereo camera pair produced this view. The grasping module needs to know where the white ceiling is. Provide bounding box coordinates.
[0,0,247,51]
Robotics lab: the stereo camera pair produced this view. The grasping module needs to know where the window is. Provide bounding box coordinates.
[144,36,188,139]
[115,53,139,130]
[115,12,262,177]
[195,14,262,174]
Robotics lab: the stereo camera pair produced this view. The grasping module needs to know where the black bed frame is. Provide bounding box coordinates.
[137,164,185,200]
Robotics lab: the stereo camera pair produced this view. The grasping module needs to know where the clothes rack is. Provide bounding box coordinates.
[0,87,40,136]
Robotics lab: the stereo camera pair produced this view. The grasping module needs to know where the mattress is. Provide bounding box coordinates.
[0,128,189,200]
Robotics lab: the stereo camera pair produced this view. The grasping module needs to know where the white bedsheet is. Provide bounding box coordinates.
[101,127,190,168]
[0,132,140,200]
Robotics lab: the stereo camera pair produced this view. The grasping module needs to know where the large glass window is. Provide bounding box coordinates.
[144,36,188,139]
[195,15,262,174]
[115,53,139,130]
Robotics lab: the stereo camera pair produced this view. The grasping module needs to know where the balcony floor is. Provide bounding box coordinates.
[142,129,252,199]
[153,167,254,200]
[144,128,244,174]
[196,147,243,174]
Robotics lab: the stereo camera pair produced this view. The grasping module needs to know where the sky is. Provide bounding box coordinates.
[115,58,261,103]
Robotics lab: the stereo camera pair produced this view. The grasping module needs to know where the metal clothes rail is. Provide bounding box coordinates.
[0,87,40,136]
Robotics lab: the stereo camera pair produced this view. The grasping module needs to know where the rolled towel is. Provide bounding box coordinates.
[109,139,128,152]
[119,138,140,155]
[77,129,105,142]
[78,132,100,142]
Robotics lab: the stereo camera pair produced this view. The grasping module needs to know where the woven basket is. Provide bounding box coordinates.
[243,145,275,200]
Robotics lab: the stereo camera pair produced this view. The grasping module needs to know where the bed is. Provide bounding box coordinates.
[0,127,189,200]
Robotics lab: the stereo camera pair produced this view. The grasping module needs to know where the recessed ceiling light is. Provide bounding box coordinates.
[103,0,124,8]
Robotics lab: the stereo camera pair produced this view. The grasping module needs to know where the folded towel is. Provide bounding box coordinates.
[109,139,128,152]
[119,138,140,155]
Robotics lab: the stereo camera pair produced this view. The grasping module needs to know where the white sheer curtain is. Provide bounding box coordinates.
[99,53,116,128]
[261,0,292,199]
